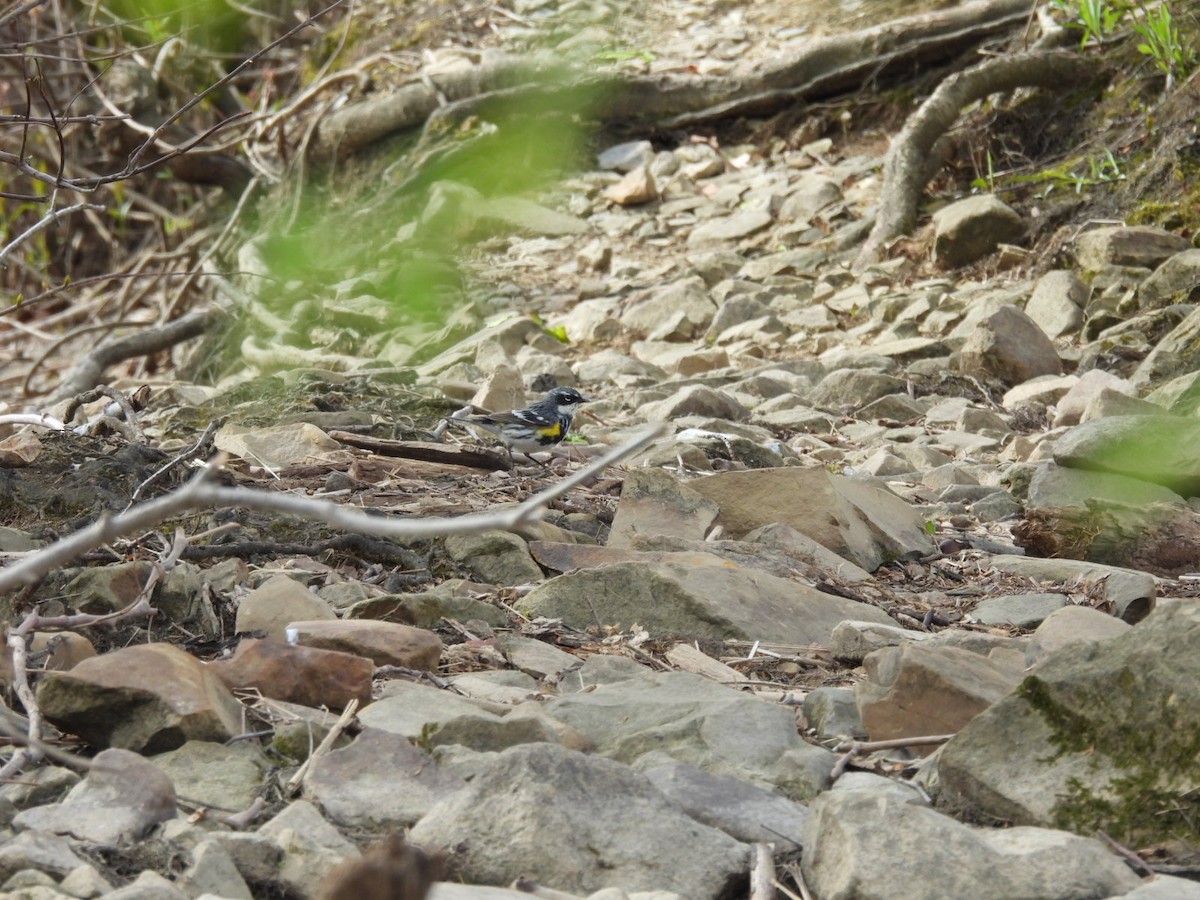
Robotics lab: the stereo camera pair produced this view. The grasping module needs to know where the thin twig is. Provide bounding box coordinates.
[0,425,662,594]
[750,843,776,900]
[0,202,104,266]
[285,698,358,796]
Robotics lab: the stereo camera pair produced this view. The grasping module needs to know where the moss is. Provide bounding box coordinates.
[1017,674,1200,844]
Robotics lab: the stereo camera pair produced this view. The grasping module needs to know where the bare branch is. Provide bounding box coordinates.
[0,425,664,594]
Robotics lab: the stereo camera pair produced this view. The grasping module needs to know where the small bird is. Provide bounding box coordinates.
[448,385,591,465]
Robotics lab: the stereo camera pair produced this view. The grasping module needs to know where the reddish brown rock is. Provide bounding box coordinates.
[36,643,243,753]
[211,638,373,710]
[286,620,442,671]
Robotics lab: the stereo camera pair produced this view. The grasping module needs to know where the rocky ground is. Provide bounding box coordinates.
[3,0,1200,898]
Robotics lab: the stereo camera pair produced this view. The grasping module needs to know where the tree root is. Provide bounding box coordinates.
[310,0,1037,161]
[854,49,1099,270]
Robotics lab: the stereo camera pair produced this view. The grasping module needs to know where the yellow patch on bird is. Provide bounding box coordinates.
[539,421,563,439]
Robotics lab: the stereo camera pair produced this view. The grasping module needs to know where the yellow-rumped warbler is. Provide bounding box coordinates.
[448,386,591,464]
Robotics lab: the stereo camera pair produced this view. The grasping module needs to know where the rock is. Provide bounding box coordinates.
[36,643,244,753]
[286,619,442,670]
[306,728,466,829]
[830,620,932,662]
[1119,875,1200,898]
[1050,368,1136,427]
[214,422,345,469]
[104,870,189,900]
[744,522,874,583]
[1074,225,1190,273]
[1025,461,1182,510]
[687,209,773,245]
[0,767,80,811]
[620,277,717,341]
[1051,414,1200,496]
[258,800,360,897]
[59,561,152,614]
[1138,247,1200,308]
[970,592,1069,628]
[443,530,544,586]
[409,744,747,898]
[13,749,176,843]
[643,761,808,850]
[932,195,1024,267]
[176,840,252,900]
[1025,604,1131,667]
[210,638,374,710]
[27,632,95,672]
[543,665,835,799]
[639,385,749,421]
[597,140,654,172]
[58,864,113,898]
[235,574,335,639]
[802,791,1141,900]
[780,173,841,222]
[803,686,867,742]
[359,580,508,630]
[983,553,1155,625]
[470,364,526,416]
[810,368,907,410]
[203,832,284,887]
[0,831,87,883]
[494,634,581,682]
[604,166,658,205]
[956,305,1063,387]
[937,601,1200,843]
[150,740,270,811]
[516,557,894,646]
[856,644,1024,744]
[1132,304,1200,387]
[1024,270,1086,338]
[607,468,720,548]
[687,467,934,570]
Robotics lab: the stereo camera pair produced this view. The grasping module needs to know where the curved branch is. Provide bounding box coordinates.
[854,50,1099,270]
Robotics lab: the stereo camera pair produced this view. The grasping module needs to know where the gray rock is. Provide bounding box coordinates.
[257,800,359,897]
[443,530,544,586]
[937,600,1200,843]
[0,831,87,883]
[176,840,252,900]
[1074,225,1190,273]
[971,593,1069,629]
[1025,604,1131,667]
[1132,304,1200,387]
[780,173,842,222]
[13,749,175,844]
[543,669,835,799]
[409,744,747,899]
[830,620,932,663]
[235,574,334,639]
[608,468,719,548]
[956,305,1063,387]
[643,761,808,850]
[150,740,270,812]
[1052,414,1200,496]
[811,368,908,410]
[597,140,654,172]
[1118,875,1200,898]
[932,195,1024,267]
[984,554,1155,625]
[1139,248,1200,308]
[1051,368,1136,427]
[803,686,867,742]
[639,385,749,421]
[103,870,188,900]
[58,863,113,898]
[687,209,773,245]
[516,558,894,645]
[306,728,466,829]
[1025,270,1087,338]
[802,791,1141,900]
[619,277,716,341]
[1026,461,1183,510]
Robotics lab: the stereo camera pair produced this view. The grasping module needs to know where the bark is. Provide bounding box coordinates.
[312,0,1036,160]
[854,50,1098,270]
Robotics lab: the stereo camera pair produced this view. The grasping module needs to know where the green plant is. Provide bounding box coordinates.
[1011,149,1125,196]
[1052,0,1127,47]
[970,150,997,193]
[1133,2,1196,83]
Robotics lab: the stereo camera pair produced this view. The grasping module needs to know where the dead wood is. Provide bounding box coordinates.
[328,432,511,471]
[311,0,1035,161]
[1014,501,1200,577]
[855,49,1098,269]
